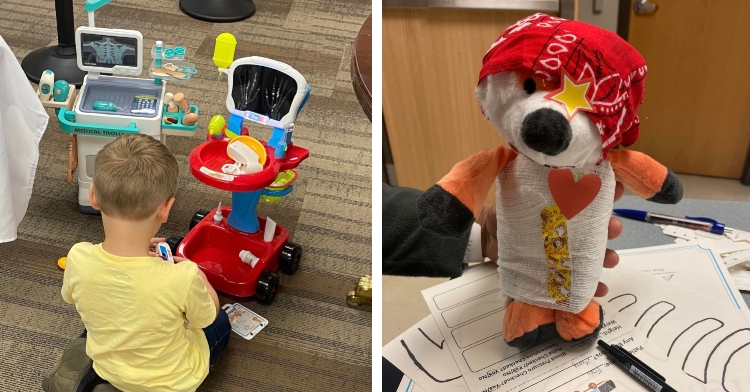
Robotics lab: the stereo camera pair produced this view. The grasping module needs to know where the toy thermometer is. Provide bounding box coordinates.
[156,242,174,263]
[93,101,119,112]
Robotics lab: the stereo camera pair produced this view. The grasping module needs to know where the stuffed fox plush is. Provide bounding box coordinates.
[417,14,683,348]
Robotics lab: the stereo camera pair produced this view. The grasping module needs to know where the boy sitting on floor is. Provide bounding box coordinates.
[47,134,231,391]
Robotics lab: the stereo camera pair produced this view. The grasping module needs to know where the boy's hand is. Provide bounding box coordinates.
[148,237,165,254]
[478,182,625,298]
[148,237,166,258]
[148,237,188,262]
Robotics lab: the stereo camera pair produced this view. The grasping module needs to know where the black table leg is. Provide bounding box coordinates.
[179,0,256,23]
[21,0,86,87]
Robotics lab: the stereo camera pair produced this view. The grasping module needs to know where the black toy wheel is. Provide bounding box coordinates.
[190,209,210,230]
[166,236,184,255]
[256,271,280,305]
[279,242,302,275]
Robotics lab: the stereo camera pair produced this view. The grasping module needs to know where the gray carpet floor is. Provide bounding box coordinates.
[0,0,372,390]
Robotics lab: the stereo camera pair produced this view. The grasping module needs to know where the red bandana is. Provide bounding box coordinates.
[479,13,647,159]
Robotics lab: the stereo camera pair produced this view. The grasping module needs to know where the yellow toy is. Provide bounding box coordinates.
[213,33,237,72]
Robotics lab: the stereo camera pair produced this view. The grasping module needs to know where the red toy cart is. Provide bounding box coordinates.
[167,55,311,304]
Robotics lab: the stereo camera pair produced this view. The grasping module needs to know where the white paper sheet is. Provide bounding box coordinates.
[383,316,469,391]
[599,266,750,392]
[396,376,427,392]
[617,243,750,322]
[421,263,699,392]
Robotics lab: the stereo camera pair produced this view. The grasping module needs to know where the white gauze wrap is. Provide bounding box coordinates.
[496,154,615,314]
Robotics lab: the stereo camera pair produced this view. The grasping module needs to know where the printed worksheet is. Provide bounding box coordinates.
[383,316,469,391]
[618,242,750,322]
[599,266,750,392]
[422,263,698,392]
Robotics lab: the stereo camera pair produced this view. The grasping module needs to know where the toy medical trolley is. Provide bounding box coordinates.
[36,0,199,213]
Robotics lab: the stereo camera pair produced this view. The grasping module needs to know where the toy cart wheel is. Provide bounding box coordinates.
[279,242,301,275]
[190,209,211,230]
[256,271,280,305]
[166,236,184,255]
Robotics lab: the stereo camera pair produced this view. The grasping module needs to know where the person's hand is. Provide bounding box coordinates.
[477,206,498,263]
[478,181,625,297]
[148,237,166,257]
[595,181,624,297]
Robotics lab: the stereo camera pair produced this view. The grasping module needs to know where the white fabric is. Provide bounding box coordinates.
[477,72,603,168]
[496,155,615,313]
[0,36,49,242]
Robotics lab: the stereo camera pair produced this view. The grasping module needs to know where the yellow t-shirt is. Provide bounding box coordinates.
[62,242,217,392]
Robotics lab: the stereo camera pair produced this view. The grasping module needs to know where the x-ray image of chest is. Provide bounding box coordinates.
[80,34,138,67]
[232,65,298,121]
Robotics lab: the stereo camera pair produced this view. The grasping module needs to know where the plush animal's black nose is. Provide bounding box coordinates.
[520,108,572,156]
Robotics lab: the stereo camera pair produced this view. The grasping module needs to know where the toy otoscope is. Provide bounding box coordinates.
[53,80,70,114]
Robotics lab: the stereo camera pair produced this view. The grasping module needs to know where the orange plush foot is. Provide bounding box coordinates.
[555,300,604,341]
[503,301,558,348]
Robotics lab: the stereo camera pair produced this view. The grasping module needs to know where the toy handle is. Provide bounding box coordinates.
[58,108,140,136]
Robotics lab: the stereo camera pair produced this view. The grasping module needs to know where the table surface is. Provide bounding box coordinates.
[351,14,372,121]
[611,195,750,308]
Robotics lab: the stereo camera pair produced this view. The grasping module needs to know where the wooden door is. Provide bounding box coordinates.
[383,9,539,197]
[626,1,750,179]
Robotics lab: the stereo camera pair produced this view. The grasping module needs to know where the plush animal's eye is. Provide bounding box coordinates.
[523,78,536,94]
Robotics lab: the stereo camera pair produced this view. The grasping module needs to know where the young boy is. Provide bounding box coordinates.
[59,134,231,391]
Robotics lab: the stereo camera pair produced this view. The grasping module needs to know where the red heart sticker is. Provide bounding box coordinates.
[548,169,601,220]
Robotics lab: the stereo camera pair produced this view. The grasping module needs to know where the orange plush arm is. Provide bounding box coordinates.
[608,149,683,203]
[418,146,516,237]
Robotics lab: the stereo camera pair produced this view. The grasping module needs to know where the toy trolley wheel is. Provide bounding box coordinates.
[279,242,302,275]
[256,271,280,305]
[190,209,211,230]
[166,236,184,255]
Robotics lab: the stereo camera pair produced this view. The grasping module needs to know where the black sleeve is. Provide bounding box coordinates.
[382,183,470,278]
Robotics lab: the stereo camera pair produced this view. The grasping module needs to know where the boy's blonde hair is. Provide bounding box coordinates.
[93,134,179,221]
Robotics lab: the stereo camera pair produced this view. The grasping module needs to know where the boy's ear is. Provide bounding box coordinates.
[88,184,101,211]
[158,197,176,223]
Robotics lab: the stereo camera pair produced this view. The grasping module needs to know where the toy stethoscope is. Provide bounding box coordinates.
[221,136,267,175]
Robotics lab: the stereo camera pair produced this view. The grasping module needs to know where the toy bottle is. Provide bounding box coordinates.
[213,33,237,71]
[39,70,54,101]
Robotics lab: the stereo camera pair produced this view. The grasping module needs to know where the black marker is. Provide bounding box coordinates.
[597,340,677,392]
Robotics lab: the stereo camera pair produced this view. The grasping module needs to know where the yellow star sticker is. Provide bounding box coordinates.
[544,70,597,120]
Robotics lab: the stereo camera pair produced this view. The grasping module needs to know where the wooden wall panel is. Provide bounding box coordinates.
[383,9,542,202]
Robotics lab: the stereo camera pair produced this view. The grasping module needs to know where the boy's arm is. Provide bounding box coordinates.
[184,262,221,328]
[197,269,220,315]
[61,251,74,304]
[61,268,74,304]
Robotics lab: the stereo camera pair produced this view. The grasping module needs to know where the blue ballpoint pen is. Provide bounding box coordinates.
[613,209,732,235]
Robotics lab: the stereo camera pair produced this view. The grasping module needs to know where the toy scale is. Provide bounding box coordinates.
[36,0,200,214]
[165,34,310,304]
